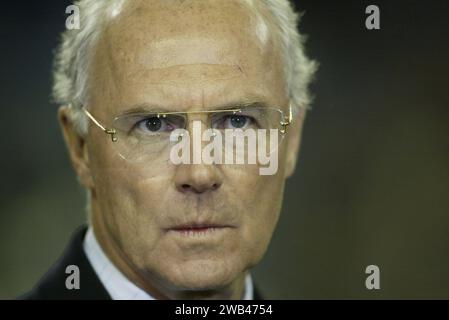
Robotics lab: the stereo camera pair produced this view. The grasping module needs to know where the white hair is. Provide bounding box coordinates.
[53,0,317,135]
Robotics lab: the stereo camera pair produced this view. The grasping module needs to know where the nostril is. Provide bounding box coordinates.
[177,182,221,193]
[182,184,191,190]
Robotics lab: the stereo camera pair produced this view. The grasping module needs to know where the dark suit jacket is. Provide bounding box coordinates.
[20,226,263,300]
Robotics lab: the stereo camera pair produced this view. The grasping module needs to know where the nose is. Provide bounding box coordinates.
[175,163,223,194]
[174,113,223,194]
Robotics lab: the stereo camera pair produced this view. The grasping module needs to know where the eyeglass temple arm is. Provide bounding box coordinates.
[82,108,118,142]
[280,104,293,134]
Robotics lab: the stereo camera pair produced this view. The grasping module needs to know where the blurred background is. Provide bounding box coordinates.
[0,0,448,299]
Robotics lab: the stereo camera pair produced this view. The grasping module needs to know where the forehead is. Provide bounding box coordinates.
[92,0,286,112]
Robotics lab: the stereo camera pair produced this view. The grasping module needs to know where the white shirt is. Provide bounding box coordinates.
[83,227,254,300]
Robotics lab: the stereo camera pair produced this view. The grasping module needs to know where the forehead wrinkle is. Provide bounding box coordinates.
[115,62,245,86]
[136,35,245,70]
[143,63,243,73]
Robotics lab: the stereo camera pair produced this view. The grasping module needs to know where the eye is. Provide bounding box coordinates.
[136,116,173,134]
[218,114,255,129]
[229,115,247,128]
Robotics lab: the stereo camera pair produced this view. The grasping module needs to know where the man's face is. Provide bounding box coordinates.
[74,0,303,292]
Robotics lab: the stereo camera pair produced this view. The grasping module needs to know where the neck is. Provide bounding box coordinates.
[90,203,247,300]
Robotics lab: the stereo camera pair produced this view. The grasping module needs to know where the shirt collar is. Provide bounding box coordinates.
[83,227,254,300]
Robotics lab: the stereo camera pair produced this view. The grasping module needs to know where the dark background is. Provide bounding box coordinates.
[0,0,448,299]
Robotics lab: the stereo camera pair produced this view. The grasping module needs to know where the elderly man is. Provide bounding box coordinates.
[23,0,316,300]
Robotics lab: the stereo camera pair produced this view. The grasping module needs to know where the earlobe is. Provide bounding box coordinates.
[58,106,94,188]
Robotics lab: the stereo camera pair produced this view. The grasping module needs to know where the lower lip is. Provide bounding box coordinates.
[168,227,230,237]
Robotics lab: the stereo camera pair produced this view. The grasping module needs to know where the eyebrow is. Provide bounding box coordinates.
[119,100,272,115]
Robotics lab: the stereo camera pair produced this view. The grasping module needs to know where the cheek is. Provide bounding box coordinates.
[225,167,286,262]
[90,148,175,258]
[89,133,174,215]
[100,166,172,217]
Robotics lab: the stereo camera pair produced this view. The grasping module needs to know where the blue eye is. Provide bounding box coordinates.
[230,115,247,128]
[137,117,171,134]
[135,115,186,135]
[144,117,162,132]
[223,114,254,129]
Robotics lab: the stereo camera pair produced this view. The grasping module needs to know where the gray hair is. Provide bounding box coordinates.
[53,0,317,135]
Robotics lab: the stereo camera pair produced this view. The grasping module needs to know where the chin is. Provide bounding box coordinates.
[157,258,243,291]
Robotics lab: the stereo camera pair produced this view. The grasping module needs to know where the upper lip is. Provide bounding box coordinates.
[167,221,235,231]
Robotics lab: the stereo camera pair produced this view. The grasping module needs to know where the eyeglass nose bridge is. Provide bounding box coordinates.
[155,112,209,142]
[156,109,243,129]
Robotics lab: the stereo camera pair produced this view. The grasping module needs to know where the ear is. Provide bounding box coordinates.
[58,106,94,189]
[284,108,307,179]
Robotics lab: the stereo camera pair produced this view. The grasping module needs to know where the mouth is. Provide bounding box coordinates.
[166,222,235,237]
